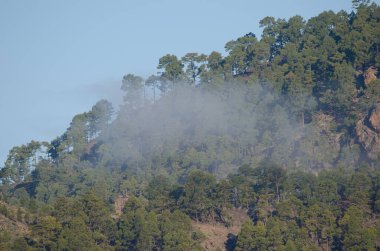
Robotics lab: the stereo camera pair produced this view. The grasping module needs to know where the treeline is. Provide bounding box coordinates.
[134,1,380,127]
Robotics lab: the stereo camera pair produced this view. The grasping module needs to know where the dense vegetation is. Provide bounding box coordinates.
[1,1,380,250]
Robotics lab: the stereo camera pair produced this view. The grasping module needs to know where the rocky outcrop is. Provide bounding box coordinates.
[112,194,129,219]
[356,103,380,160]
[369,104,380,133]
[364,66,378,85]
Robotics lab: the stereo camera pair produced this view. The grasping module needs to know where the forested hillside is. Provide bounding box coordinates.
[1,1,380,250]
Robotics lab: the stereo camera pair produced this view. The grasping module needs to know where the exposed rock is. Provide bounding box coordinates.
[369,104,380,133]
[364,66,378,85]
[356,104,380,160]
[112,194,129,219]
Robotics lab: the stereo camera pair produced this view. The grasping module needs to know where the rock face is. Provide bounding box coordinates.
[364,66,378,85]
[369,104,380,133]
[112,194,129,219]
[356,104,380,160]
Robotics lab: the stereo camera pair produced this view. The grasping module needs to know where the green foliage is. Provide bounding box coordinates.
[145,175,173,211]
[236,220,266,251]
[340,205,379,250]
[32,215,62,250]
[158,54,185,91]
[182,52,207,84]
[0,204,9,217]
[57,216,97,251]
[2,3,380,250]
[160,210,193,251]
[121,74,145,109]
[181,169,217,221]
[1,141,41,185]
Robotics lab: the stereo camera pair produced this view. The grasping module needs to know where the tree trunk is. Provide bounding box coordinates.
[153,84,156,103]
[276,183,280,203]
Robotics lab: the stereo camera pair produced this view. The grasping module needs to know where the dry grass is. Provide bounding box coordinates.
[0,201,30,236]
[191,208,248,251]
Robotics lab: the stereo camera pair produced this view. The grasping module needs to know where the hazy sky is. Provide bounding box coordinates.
[0,0,367,164]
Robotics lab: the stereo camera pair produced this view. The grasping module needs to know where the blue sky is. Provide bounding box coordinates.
[0,0,366,164]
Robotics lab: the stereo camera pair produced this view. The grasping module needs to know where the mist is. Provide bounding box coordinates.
[93,81,322,179]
